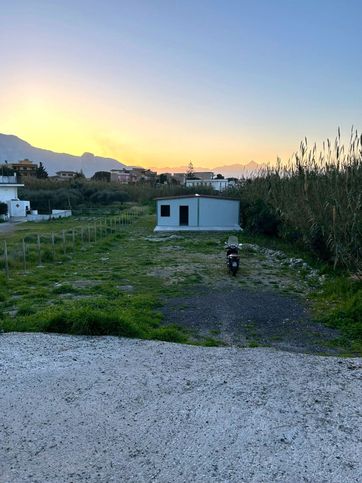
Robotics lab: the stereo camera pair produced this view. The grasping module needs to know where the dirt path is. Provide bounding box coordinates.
[162,284,339,354]
[1,333,361,483]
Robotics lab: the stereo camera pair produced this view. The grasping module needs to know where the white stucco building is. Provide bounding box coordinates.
[154,194,241,231]
[0,175,30,218]
[185,178,236,191]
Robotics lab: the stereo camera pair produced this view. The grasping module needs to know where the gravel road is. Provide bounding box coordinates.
[1,333,361,483]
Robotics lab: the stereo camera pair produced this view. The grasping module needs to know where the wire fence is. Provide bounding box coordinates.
[1,209,143,279]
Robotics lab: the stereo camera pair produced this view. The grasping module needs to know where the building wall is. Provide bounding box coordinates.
[157,198,199,227]
[198,198,239,227]
[7,199,30,217]
[185,179,234,191]
[156,197,240,228]
[193,171,214,180]
[0,186,19,203]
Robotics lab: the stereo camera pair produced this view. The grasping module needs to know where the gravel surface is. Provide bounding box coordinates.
[162,286,339,353]
[1,333,362,482]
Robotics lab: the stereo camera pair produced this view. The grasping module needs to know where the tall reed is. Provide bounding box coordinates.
[233,128,362,273]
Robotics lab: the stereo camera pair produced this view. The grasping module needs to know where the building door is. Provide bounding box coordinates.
[179,205,189,225]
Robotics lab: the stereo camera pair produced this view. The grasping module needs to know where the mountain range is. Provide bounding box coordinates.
[0,133,265,178]
[0,134,126,177]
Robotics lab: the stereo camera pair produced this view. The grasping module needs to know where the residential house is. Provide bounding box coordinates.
[0,175,30,218]
[8,159,38,178]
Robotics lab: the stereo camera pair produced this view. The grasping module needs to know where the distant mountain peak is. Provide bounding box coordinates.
[0,134,126,176]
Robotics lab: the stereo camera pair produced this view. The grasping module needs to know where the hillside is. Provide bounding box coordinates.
[0,134,127,177]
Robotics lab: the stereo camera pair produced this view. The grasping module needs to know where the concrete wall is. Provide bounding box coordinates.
[157,198,198,227]
[198,198,239,227]
[156,197,240,230]
[27,210,72,222]
[0,186,18,203]
[7,199,30,217]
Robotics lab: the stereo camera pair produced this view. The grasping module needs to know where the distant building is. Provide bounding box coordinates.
[131,167,157,183]
[172,173,186,184]
[49,171,78,182]
[56,171,78,179]
[0,175,30,218]
[192,171,214,180]
[154,194,241,232]
[185,178,236,191]
[111,167,157,184]
[110,169,134,184]
[8,159,38,178]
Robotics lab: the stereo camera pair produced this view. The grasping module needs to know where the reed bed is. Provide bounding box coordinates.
[233,129,362,274]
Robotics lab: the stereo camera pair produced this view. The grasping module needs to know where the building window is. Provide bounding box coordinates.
[160,205,170,217]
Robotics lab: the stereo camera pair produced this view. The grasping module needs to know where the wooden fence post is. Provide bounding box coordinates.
[62,230,66,254]
[4,240,9,279]
[22,239,27,272]
[37,234,42,265]
[51,233,55,260]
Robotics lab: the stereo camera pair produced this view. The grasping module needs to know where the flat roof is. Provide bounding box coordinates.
[154,194,240,201]
[0,183,24,187]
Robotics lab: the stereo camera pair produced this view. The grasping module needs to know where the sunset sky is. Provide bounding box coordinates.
[1,0,362,169]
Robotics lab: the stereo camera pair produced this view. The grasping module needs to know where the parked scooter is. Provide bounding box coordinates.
[225,235,241,276]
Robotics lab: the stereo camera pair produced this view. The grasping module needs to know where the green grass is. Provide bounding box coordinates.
[313,277,362,355]
[0,209,360,353]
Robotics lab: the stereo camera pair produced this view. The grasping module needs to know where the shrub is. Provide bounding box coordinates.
[244,199,281,236]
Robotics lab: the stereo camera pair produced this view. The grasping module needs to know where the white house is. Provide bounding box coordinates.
[154,194,241,231]
[185,178,236,191]
[0,175,30,218]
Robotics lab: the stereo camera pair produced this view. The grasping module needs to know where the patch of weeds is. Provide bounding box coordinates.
[52,283,79,294]
[151,325,189,343]
[269,334,283,342]
[201,337,224,347]
[183,273,203,285]
[313,276,362,355]
[16,304,38,316]
[248,340,260,348]
[209,329,221,335]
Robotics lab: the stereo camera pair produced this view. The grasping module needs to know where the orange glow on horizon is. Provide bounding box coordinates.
[0,79,291,169]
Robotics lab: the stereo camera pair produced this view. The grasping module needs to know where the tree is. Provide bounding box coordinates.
[0,164,14,176]
[186,162,196,179]
[75,170,86,179]
[36,162,48,179]
[215,173,224,179]
[91,171,111,182]
[159,173,168,184]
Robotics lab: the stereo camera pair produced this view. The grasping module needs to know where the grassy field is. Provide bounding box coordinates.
[0,210,361,354]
